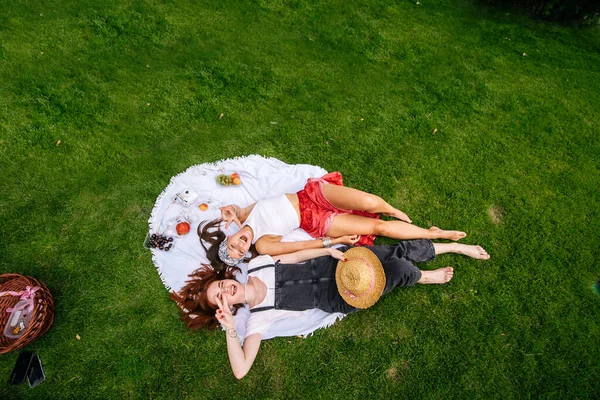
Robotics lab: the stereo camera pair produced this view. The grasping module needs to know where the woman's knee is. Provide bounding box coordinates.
[359,194,381,212]
[373,220,391,236]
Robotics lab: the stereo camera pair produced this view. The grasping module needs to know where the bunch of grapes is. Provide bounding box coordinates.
[216,172,240,186]
[148,233,174,251]
[216,174,234,186]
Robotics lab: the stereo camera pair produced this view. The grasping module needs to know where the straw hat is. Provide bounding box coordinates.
[336,247,386,309]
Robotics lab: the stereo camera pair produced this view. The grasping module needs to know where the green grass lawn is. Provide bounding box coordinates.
[1,0,599,398]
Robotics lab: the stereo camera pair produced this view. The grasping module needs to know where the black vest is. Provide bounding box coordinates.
[248,241,434,315]
[249,256,356,315]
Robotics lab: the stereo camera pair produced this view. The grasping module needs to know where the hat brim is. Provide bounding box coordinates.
[336,247,386,309]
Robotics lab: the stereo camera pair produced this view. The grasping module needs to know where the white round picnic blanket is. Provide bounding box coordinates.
[148,155,344,340]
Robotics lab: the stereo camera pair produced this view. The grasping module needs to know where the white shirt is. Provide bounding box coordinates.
[243,195,299,244]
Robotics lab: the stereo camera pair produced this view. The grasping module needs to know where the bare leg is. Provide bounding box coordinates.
[417,267,454,284]
[326,214,466,241]
[321,184,412,223]
[433,243,490,259]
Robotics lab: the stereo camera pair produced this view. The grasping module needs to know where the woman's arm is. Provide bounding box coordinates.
[219,203,256,229]
[216,296,262,380]
[275,247,347,264]
[226,332,262,380]
[255,235,359,256]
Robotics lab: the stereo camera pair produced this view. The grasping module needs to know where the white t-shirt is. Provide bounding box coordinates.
[243,195,300,244]
[246,255,314,337]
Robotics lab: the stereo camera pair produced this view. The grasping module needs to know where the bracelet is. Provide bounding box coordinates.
[322,237,332,248]
[227,327,238,339]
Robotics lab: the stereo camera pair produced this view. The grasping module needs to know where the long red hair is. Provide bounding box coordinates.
[170,265,243,330]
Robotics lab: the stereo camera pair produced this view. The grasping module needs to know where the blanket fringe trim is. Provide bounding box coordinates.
[300,313,346,338]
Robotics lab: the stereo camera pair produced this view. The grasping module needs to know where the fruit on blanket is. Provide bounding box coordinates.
[216,172,241,186]
[147,233,173,251]
[216,174,233,186]
[199,203,209,211]
[176,221,190,235]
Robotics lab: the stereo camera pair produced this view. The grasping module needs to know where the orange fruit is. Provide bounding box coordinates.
[232,177,241,185]
[199,203,208,211]
[230,172,239,179]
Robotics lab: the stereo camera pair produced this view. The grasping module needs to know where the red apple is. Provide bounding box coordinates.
[176,222,190,236]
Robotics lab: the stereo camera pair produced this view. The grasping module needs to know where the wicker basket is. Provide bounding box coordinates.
[0,274,55,354]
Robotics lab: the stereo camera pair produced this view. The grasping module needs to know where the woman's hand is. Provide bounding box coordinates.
[220,205,242,229]
[335,235,360,246]
[327,248,348,262]
[215,296,235,329]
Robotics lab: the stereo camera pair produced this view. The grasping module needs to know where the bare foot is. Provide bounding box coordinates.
[418,267,454,284]
[455,244,490,260]
[429,226,466,241]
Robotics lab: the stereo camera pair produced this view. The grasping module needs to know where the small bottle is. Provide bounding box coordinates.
[3,300,33,339]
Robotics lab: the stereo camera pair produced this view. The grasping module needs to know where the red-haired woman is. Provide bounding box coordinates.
[172,240,489,379]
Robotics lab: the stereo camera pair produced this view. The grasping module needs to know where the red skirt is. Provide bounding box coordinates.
[296,172,379,246]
